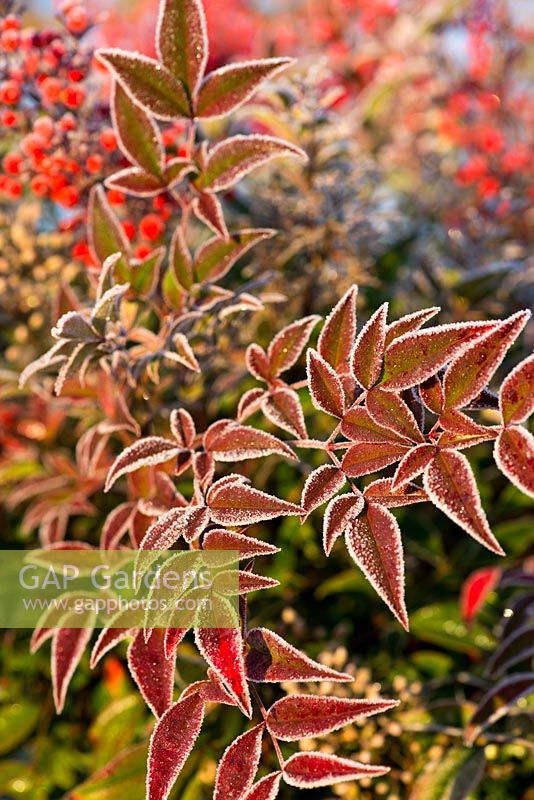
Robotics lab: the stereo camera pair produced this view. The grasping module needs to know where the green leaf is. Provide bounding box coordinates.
[88,186,130,269]
[156,0,208,96]
[90,695,145,769]
[194,228,275,282]
[169,227,193,290]
[0,702,39,755]
[112,83,163,176]
[410,748,485,800]
[96,50,191,119]
[105,168,164,197]
[162,268,186,311]
[70,744,148,800]
[129,247,165,297]
[410,602,495,655]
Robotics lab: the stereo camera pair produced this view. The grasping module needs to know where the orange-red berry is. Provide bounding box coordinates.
[139,213,164,241]
[99,128,117,151]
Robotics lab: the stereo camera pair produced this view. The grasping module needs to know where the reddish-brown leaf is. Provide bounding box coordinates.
[140,506,210,549]
[146,692,204,800]
[283,753,389,788]
[111,82,163,176]
[267,315,321,377]
[443,311,531,409]
[52,621,94,713]
[366,388,424,443]
[163,627,188,658]
[301,464,346,520]
[419,374,444,414]
[494,426,534,499]
[341,405,408,444]
[345,504,408,628]
[322,492,364,555]
[195,626,252,716]
[206,422,296,462]
[105,437,181,492]
[169,407,196,447]
[262,388,307,438]
[423,449,505,554]
[127,629,176,717]
[318,285,357,372]
[203,528,280,558]
[363,478,427,507]
[307,349,345,417]
[214,723,265,800]
[208,481,301,526]
[380,320,498,391]
[193,191,229,238]
[90,626,131,668]
[156,0,208,96]
[384,307,440,347]
[198,135,307,192]
[266,695,398,741]
[197,58,293,118]
[105,166,164,197]
[195,228,275,283]
[460,567,502,626]
[392,444,436,489]
[100,501,137,549]
[245,627,352,683]
[96,49,191,119]
[246,344,272,382]
[351,303,388,389]
[341,441,410,478]
[238,388,266,422]
[244,773,282,800]
[500,353,534,425]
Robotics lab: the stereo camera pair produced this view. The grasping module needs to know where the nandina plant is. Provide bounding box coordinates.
[16,1,534,799]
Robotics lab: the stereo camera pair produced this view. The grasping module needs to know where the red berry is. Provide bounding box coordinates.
[1,29,20,51]
[66,6,88,35]
[139,213,164,241]
[58,113,76,131]
[31,175,50,197]
[122,220,136,240]
[99,128,117,151]
[54,185,80,207]
[33,116,55,140]
[107,189,125,205]
[2,152,23,175]
[6,177,22,198]
[86,154,103,174]
[1,110,18,127]
[135,244,151,259]
[63,83,85,108]
[41,77,62,104]
[0,80,21,105]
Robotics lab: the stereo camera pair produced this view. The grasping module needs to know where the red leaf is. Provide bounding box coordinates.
[351,302,388,389]
[301,464,346,520]
[245,627,352,682]
[443,311,531,409]
[364,477,427,507]
[238,388,266,422]
[307,349,345,417]
[267,315,320,377]
[419,374,444,414]
[500,353,534,425]
[96,49,191,119]
[341,440,410,478]
[203,528,280,559]
[105,437,181,492]
[195,626,252,716]
[90,626,130,668]
[208,481,301,525]
[460,567,502,626]
[140,506,210,549]
[52,622,93,713]
[193,191,229,239]
[198,134,307,192]
[244,772,282,800]
[105,166,164,197]
[318,285,358,372]
[380,320,498,391]
[170,408,196,447]
[494,426,534,499]
[384,307,440,347]
[127,629,176,717]
[266,694,398,741]
[214,723,265,800]
[423,449,505,554]
[197,58,293,118]
[366,388,424,443]
[100,502,137,549]
[206,422,296,462]
[283,752,389,788]
[439,408,497,438]
[156,0,208,97]
[322,492,364,555]
[262,388,307,438]
[392,444,436,489]
[346,505,408,628]
[246,344,272,382]
[341,405,408,444]
[146,693,204,800]
[164,627,188,658]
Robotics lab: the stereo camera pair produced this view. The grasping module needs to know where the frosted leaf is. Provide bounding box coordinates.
[169,408,196,447]
[192,192,229,238]
[341,404,408,444]
[494,427,534,499]
[322,492,364,556]
[384,307,440,347]
[307,349,345,418]
[197,58,294,118]
[140,506,210,549]
[366,388,424,443]
[246,344,272,382]
[301,464,346,520]
[195,229,275,283]
[207,422,296,462]
[392,445,436,489]
[238,388,266,422]
[52,617,94,713]
[208,482,301,526]
[262,388,307,438]
[423,449,505,554]
[318,284,357,372]
[244,772,282,800]
[105,437,182,492]
[195,626,252,716]
[499,352,534,425]
[267,315,321,377]
[364,477,427,507]
[213,723,265,800]
[203,528,280,559]
[111,82,164,174]
[156,0,208,96]
[341,440,410,478]
[283,752,389,788]
[127,629,176,717]
[100,502,137,549]
[351,302,388,389]
[345,504,408,629]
